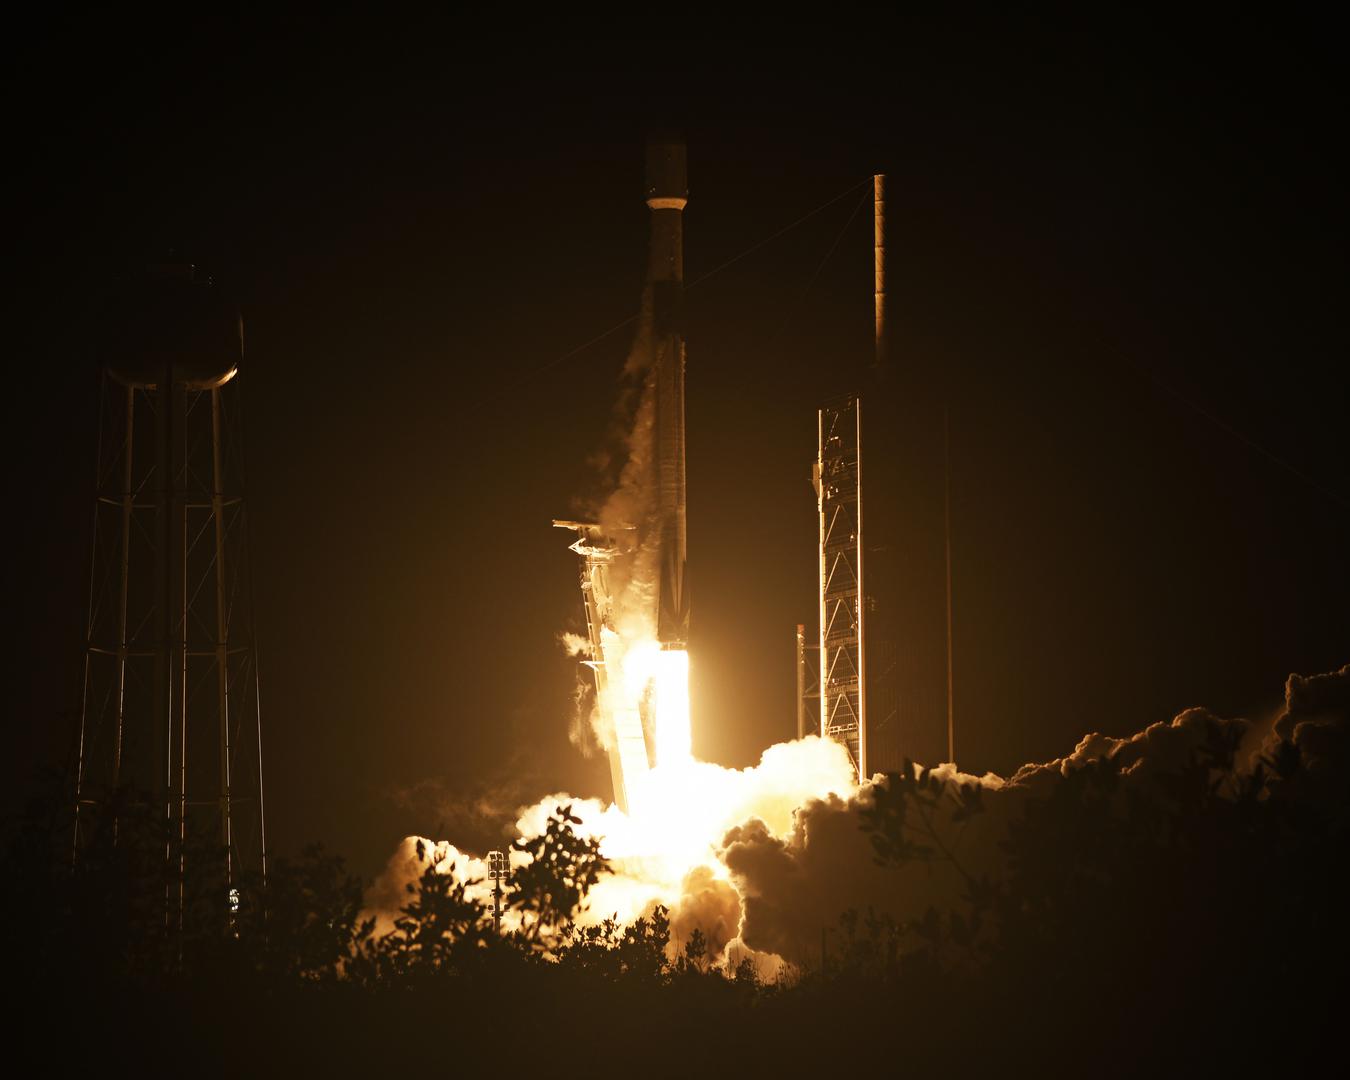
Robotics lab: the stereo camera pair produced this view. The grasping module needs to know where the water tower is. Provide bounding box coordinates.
[74,262,266,896]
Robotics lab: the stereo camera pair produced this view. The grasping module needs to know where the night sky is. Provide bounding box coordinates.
[9,20,1347,878]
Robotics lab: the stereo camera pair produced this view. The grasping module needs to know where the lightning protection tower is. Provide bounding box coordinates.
[814,397,866,777]
[74,262,267,905]
[811,175,886,783]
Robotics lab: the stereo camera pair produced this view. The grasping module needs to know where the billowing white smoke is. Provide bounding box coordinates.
[367,664,1348,971]
[364,838,497,937]
[368,734,858,969]
[721,664,1348,965]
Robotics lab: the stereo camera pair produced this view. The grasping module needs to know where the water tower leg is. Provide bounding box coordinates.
[211,388,234,885]
[113,384,135,786]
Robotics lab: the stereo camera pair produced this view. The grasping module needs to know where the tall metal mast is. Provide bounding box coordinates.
[814,173,885,782]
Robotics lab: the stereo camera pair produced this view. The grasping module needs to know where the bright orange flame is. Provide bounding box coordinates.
[379,625,859,965]
[654,648,691,767]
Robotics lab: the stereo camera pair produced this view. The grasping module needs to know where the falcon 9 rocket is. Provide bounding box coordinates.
[554,136,692,812]
[645,134,690,651]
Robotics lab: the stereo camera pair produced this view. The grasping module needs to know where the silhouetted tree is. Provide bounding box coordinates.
[235,844,372,983]
[6,681,1344,1075]
[678,926,708,973]
[350,841,490,983]
[507,803,609,948]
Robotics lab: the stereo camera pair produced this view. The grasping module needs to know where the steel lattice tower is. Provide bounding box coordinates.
[74,263,267,901]
[815,397,866,779]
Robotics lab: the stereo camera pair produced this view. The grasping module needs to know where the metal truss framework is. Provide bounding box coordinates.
[552,521,649,814]
[816,397,866,780]
[795,623,820,741]
[76,372,266,892]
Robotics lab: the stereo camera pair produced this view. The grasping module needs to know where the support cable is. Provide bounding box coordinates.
[1122,356,1349,510]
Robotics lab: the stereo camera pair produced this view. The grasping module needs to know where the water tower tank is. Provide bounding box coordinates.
[105,263,243,390]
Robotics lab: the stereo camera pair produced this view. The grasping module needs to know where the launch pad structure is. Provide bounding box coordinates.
[552,520,651,813]
[805,175,886,782]
[808,171,956,781]
[814,397,867,778]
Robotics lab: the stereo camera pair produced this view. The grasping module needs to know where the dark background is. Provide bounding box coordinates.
[8,19,1346,878]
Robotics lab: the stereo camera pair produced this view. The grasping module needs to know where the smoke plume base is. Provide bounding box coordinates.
[369,664,1348,972]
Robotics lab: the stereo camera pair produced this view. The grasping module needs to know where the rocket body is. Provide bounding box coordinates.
[646,137,690,649]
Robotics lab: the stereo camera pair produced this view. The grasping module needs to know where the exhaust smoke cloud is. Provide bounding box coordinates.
[369,664,1347,970]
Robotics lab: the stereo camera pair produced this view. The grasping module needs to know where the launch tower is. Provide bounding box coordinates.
[808,172,952,780]
[810,176,886,782]
[815,397,866,776]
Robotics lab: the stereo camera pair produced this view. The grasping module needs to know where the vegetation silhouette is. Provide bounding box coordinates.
[5,689,1345,1074]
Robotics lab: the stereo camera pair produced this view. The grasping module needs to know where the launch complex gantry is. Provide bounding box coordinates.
[814,397,866,777]
[551,521,651,814]
[809,175,885,783]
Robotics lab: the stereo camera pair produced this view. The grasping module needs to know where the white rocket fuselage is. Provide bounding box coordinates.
[646,137,689,650]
